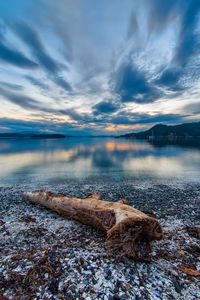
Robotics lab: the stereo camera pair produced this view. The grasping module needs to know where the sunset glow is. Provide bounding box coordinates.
[0,1,199,134]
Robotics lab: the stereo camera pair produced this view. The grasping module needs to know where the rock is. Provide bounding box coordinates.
[11,254,23,261]
[186,226,200,239]
[18,216,36,223]
[121,282,131,291]
[153,290,161,297]
[48,252,56,262]
[109,295,121,300]
[105,268,112,279]
[178,250,185,256]
[48,278,59,294]
[80,257,84,265]
[172,278,182,293]
[68,284,76,293]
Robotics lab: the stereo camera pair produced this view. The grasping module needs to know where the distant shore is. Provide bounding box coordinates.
[0,181,199,299]
[0,134,115,139]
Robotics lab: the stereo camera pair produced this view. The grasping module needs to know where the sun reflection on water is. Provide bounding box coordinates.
[0,138,199,184]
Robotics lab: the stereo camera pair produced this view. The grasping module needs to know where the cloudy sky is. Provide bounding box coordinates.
[0,0,200,135]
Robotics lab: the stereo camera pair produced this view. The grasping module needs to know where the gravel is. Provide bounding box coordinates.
[0,182,200,299]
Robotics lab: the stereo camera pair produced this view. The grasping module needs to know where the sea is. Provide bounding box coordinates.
[0,137,200,185]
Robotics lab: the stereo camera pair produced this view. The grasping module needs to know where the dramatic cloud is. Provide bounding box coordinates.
[127,11,138,39]
[113,63,161,103]
[0,86,43,111]
[151,0,200,93]
[0,85,88,123]
[0,41,37,68]
[155,69,183,92]
[24,75,49,90]
[14,23,72,92]
[93,101,119,115]
[14,23,59,73]
[145,0,181,33]
[183,102,200,115]
[174,0,200,67]
[0,81,24,90]
[0,117,77,134]
[110,112,187,126]
[53,76,72,92]
[0,0,199,135]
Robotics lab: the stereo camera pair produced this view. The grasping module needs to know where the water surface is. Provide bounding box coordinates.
[0,137,200,185]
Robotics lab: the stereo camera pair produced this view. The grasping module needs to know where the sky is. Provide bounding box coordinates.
[0,0,200,135]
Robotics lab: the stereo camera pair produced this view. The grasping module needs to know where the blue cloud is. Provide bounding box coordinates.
[0,81,24,90]
[0,41,37,68]
[113,0,200,102]
[0,86,81,120]
[24,75,49,90]
[114,63,161,103]
[151,0,200,93]
[155,69,183,92]
[111,112,188,126]
[0,87,41,111]
[0,0,200,134]
[14,23,58,73]
[93,101,119,115]
[14,23,72,91]
[174,0,200,67]
[127,11,138,39]
[146,0,181,32]
[53,76,72,92]
[183,102,200,114]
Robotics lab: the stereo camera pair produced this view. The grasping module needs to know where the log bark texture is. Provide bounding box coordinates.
[23,190,163,259]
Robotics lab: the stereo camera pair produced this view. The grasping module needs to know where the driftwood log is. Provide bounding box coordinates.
[23,190,163,259]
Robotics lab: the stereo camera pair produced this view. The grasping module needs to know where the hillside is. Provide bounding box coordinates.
[0,133,66,139]
[117,121,200,140]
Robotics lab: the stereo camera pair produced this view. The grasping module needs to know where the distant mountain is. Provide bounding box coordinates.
[116,122,200,140]
[0,132,114,139]
[0,133,66,139]
[31,134,66,139]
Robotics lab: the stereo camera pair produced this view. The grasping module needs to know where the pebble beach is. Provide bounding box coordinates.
[0,182,200,299]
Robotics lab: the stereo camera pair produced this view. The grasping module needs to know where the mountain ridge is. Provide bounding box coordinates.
[116,121,200,140]
[0,133,66,139]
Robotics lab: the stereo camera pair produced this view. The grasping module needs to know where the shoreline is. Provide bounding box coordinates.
[0,182,200,299]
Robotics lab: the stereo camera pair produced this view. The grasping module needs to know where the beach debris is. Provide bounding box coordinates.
[177,250,185,256]
[23,190,163,259]
[0,184,200,299]
[18,215,36,223]
[79,257,84,265]
[180,267,200,276]
[186,226,200,239]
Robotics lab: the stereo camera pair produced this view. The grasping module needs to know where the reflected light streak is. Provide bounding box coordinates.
[0,149,78,177]
[106,141,150,151]
[122,153,200,176]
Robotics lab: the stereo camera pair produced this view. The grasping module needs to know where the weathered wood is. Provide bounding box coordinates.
[23,190,163,259]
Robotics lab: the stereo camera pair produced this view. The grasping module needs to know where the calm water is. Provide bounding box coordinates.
[0,137,200,185]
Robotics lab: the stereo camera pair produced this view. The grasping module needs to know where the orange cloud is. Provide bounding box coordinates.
[105,125,116,131]
[42,129,55,133]
[0,127,10,130]
[105,124,146,131]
